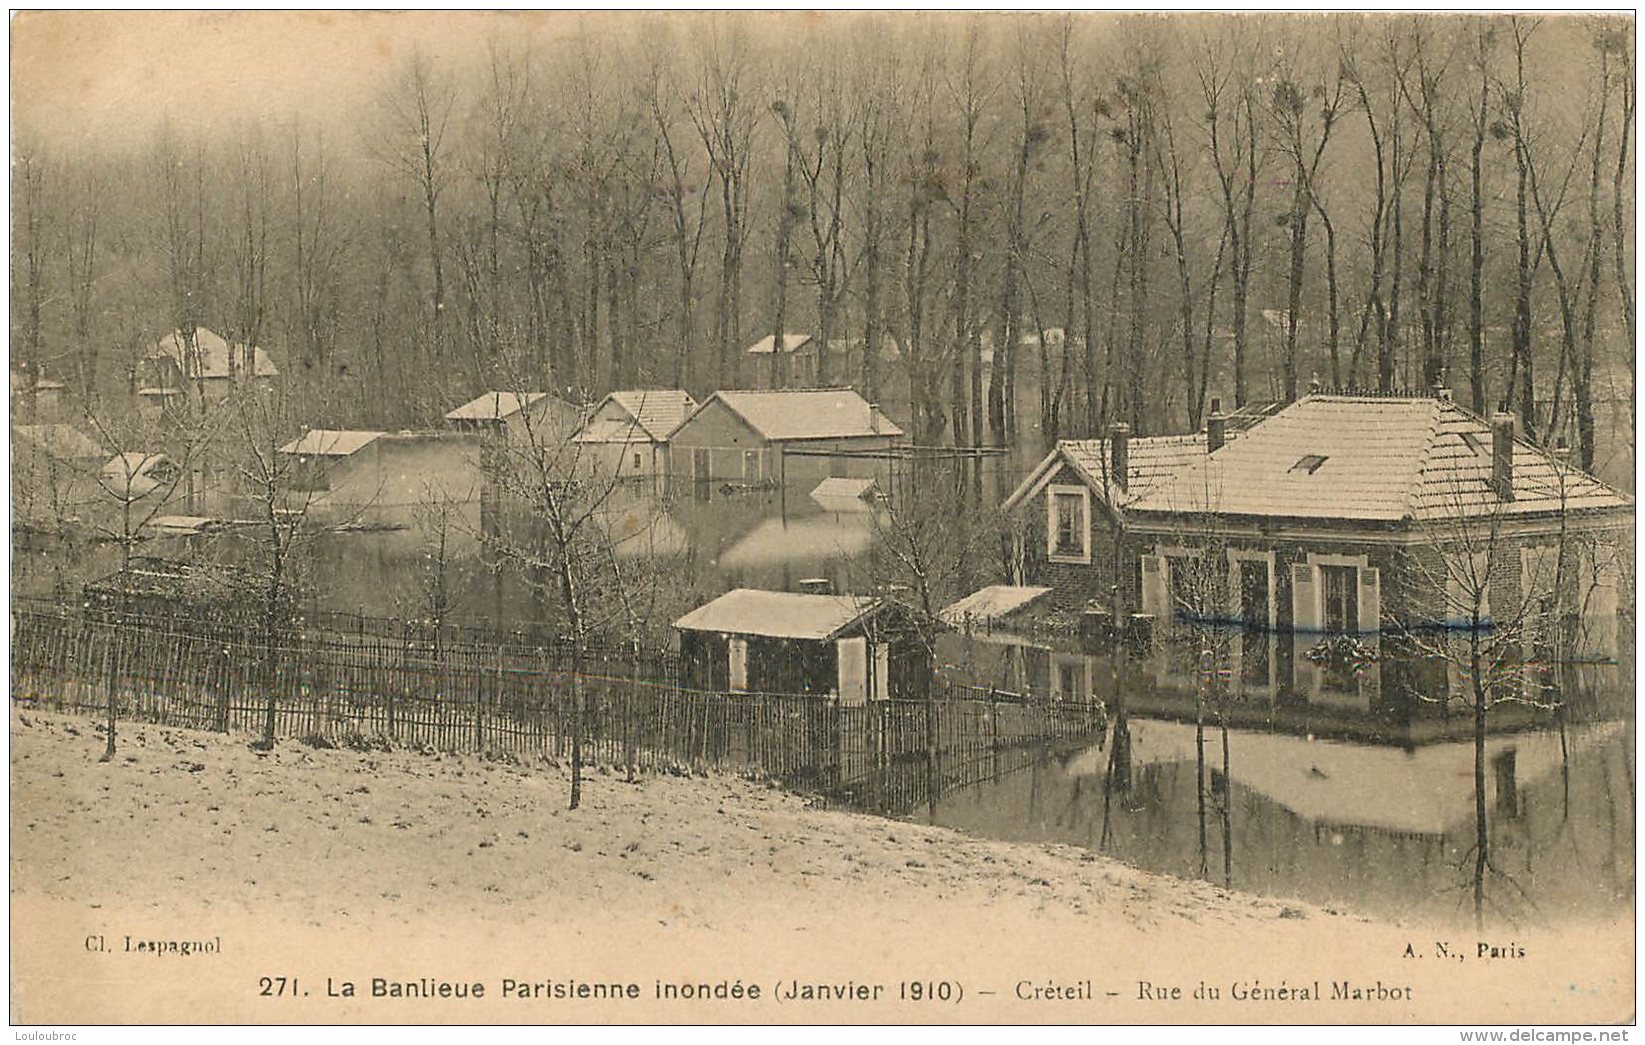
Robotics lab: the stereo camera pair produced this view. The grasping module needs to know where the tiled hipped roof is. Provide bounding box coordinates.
[1131,395,1631,523]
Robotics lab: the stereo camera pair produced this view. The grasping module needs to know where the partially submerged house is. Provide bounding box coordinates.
[139,327,278,416]
[746,333,821,389]
[278,429,482,529]
[571,389,696,492]
[673,587,928,702]
[668,388,903,499]
[444,390,585,459]
[1003,391,1634,709]
[935,584,1097,701]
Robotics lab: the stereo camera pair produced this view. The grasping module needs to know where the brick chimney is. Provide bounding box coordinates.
[1109,422,1130,492]
[1490,413,1516,501]
[1207,411,1227,453]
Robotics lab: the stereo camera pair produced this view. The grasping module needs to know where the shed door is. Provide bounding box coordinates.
[837,637,868,705]
[873,642,891,701]
[728,637,748,692]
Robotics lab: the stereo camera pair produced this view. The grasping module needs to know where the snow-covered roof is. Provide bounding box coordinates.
[444,391,550,423]
[278,430,385,457]
[150,328,278,379]
[1003,435,1205,514]
[745,333,815,355]
[811,477,877,502]
[673,588,880,641]
[940,585,1054,628]
[705,389,904,442]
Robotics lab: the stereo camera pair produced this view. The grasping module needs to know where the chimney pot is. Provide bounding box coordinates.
[1435,386,1454,404]
[1208,396,1222,416]
[1490,413,1516,501]
[1207,412,1227,453]
[1109,422,1131,492]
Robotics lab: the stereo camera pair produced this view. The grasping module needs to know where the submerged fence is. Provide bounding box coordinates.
[9,605,1104,802]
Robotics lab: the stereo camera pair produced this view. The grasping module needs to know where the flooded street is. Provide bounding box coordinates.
[915,710,1636,928]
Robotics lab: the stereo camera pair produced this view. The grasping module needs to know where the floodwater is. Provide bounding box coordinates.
[913,703,1636,928]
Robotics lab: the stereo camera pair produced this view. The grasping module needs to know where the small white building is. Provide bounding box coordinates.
[571,389,697,493]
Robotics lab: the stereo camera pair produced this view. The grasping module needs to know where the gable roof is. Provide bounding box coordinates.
[278,430,386,457]
[1135,395,1633,522]
[575,390,697,443]
[444,391,551,423]
[673,587,879,641]
[14,424,103,460]
[704,389,904,442]
[151,328,278,379]
[745,333,815,355]
[101,452,175,501]
[1003,434,1205,514]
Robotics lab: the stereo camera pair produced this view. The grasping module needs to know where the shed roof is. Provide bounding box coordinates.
[673,588,880,641]
[150,328,278,379]
[278,430,386,457]
[939,585,1054,628]
[444,391,550,422]
[810,477,877,502]
[14,423,103,460]
[707,389,904,442]
[745,333,815,355]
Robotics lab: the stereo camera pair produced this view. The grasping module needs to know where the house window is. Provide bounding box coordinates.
[1054,658,1085,702]
[1321,564,1359,636]
[633,451,643,470]
[1047,484,1089,563]
[743,449,761,481]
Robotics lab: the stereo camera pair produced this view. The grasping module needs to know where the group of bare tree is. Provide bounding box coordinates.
[11,14,1635,472]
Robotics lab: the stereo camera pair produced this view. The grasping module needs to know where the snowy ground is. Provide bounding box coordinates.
[10,708,1632,1024]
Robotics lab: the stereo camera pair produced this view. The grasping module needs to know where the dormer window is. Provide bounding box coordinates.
[1289,454,1329,474]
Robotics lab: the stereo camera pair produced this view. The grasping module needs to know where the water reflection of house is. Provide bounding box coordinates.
[277,429,481,533]
[674,588,928,702]
[1004,391,1633,709]
[571,390,696,494]
[1064,717,1623,839]
[669,388,903,499]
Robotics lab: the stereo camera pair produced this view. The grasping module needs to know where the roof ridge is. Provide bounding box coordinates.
[1404,399,1445,520]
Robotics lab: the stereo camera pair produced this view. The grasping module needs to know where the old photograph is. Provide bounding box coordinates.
[7,9,1636,1027]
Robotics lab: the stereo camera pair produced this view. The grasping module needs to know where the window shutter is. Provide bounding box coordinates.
[1291,562,1318,696]
[1358,567,1381,636]
[1582,546,1620,661]
[1140,554,1167,621]
[1358,566,1381,700]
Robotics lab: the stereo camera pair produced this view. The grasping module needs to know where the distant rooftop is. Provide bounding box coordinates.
[13,423,102,460]
[708,388,904,442]
[444,391,551,423]
[278,430,386,457]
[150,328,278,380]
[745,333,815,356]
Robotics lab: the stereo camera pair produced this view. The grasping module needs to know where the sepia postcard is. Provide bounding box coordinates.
[7,9,1636,1028]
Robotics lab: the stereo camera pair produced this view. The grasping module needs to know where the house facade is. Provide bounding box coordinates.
[1003,393,1634,712]
[570,389,696,493]
[668,389,904,500]
[139,327,278,415]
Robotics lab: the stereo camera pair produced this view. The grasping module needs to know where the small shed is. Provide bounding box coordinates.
[673,588,928,703]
